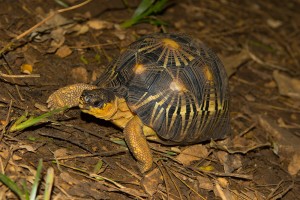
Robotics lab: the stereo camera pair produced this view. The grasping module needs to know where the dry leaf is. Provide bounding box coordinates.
[176,144,208,166]
[60,172,81,185]
[87,20,114,30]
[34,103,49,112]
[273,70,300,99]
[48,28,66,52]
[197,176,214,191]
[45,11,71,27]
[19,144,36,152]
[217,178,229,188]
[71,67,89,83]
[267,18,282,28]
[141,168,163,196]
[220,49,250,77]
[258,114,300,162]
[12,154,22,161]
[54,148,68,158]
[71,24,90,35]
[288,153,300,176]
[56,45,72,58]
[113,30,126,40]
[68,182,108,199]
[244,94,255,102]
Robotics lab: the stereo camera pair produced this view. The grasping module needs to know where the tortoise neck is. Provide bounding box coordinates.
[110,97,135,129]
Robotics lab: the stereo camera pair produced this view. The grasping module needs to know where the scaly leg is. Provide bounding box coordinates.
[124,116,153,173]
[47,83,97,109]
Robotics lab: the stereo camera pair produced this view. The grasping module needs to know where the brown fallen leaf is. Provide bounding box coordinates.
[60,172,81,185]
[19,144,36,152]
[266,18,282,29]
[12,154,22,161]
[71,67,89,83]
[141,168,163,196]
[197,176,214,191]
[87,19,114,30]
[258,114,300,148]
[220,49,250,77]
[54,148,68,158]
[56,45,72,58]
[216,151,242,173]
[71,24,90,36]
[48,28,66,53]
[273,70,300,100]
[176,144,208,166]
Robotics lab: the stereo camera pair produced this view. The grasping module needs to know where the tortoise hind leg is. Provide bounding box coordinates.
[47,83,97,109]
[124,116,153,173]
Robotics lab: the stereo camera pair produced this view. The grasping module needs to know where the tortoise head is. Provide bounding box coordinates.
[79,88,118,120]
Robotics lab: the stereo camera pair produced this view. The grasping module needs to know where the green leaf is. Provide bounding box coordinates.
[132,0,155,18]
[110,137,127,147]
[80,55,89,65]
[0,173,25,200]
[43,168,54,200]
[93,159,103,174]
[29,159,43,200]
[10,107,68,132]
[121,0,168,28]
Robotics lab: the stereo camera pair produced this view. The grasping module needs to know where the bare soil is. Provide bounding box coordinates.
[0,0,300,199]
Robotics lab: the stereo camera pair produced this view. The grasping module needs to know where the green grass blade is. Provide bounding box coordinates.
[10,107,68,132]
[132,0,154,18]
[29,159,43,200]
[121,0,168,28]
[0,173,25,200]
[150,0,168,13]
[43,167,54,200]
[22,181,30,200]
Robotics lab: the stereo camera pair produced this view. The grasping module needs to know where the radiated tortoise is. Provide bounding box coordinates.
[47,33,230,173]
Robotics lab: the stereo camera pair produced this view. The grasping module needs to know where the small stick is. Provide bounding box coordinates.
[0,72,40,78]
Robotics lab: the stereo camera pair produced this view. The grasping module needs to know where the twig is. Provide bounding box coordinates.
[245,43,288,71]
[215,181,228,200]
[210,140,272,155]
[45,150,126,161]
[0,72,40,78]
[57,161,146,199]
[157,161,171,200]
[171,169,206,200]
[160,161,183,200]
[115,162,142,181]
[267,180,294,200]
[239,122,256,137]
[197,169,253,180]
[38,132,93,153]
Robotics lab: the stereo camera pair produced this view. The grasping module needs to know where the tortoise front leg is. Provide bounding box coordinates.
[47,83,97,109]
[124,116,153,173]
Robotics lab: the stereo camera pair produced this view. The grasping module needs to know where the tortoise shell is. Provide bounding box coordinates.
[95,33,230,144]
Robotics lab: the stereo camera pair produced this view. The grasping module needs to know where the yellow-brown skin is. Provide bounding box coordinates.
[48,83,155,172]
